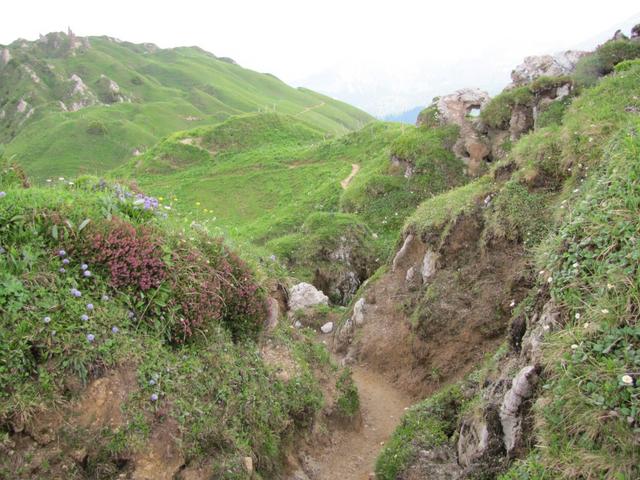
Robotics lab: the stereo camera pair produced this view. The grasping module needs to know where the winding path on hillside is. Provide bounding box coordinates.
[340,163,360,189]
[311,361,412,480]
[295,101,326,117]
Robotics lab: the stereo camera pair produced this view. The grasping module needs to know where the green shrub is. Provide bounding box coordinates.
[375,385,466,479]
[481,86,533,129]
[86,120,107,135]
[574,39,640,87]
[335,369,360,417]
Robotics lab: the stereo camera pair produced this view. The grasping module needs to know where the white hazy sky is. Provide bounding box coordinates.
[2,1,639,116]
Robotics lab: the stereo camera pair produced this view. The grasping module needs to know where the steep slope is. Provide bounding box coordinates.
[0,31,372,180]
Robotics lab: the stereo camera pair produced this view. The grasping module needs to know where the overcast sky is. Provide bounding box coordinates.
[2,1,639,116]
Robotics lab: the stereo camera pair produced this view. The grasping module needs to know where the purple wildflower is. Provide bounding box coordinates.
[111,326,119,334]
[70,288,81,297]
[81,264,88,271]
[43,316,51,324]
[81,314,89,322]
[0,191,6,198]
[59,267,66,273]
[86,333,95,343]
[58,249,66,257]
[62,258,70,265]
[86,303,94,311]
[149,379,156,386]
[83,270,92,277]
[150,393,158,402]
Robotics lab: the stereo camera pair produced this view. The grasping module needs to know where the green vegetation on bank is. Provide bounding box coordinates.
[0,166,348,478]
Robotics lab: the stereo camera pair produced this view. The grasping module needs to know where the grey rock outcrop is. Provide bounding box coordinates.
[499,365,539,456]
[510,51,587,86]
[320,321,334,334]
[288,283,329,312]
[67,74,99,111]
[1,48,11,66]
[421,250,438,283]
[435,89,492,175]
[352,298,366,326]
[392,234,414,272]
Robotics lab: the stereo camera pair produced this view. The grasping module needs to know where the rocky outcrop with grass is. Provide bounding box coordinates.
[346,27,640,479]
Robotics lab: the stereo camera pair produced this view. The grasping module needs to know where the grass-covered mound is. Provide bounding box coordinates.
[376,58,640,480]
[0,165,345,478]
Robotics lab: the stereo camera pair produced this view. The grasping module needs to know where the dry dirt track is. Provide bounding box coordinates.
[312,363,412,480]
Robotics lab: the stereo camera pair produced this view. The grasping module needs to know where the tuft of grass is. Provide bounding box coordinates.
[375,385,467,480]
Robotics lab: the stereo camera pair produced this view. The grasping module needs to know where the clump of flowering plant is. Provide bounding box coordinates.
[84,219,166,291]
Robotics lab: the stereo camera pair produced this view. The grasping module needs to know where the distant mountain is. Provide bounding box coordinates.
[0,30,373,179]
[382,106,424,124]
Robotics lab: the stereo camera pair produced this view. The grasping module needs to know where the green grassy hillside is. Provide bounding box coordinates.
[116,115,466,291]
[0,32,372,180]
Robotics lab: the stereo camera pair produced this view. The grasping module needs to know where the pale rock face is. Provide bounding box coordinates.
[352,298,366,326]
[22,64,41,84]
[16,99,28,113]
[511,51,588,86]
[521,301,560,363]
[457,418,490,468]
[421,250,438,283]
[320,321,334,334]
[436,89,492,175]
[392,234,414,272]
[288,282,329,312]
[265,297,280,331]
[1,48,11,66]
[70,74,89,95]
[499,365,538,455]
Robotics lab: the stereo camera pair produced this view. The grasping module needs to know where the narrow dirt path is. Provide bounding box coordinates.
[313,362,412,480]
[340,163,360,189]
[295,102,326,117]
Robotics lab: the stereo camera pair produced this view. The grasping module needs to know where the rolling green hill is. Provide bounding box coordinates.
[116,113,466,292]
[0,31,372,180]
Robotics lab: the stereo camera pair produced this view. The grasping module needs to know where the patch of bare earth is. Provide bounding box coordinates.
[340,163,360,189]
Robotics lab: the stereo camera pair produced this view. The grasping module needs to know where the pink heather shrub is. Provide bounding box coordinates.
[86,219,166,291]
[169,238,265,341]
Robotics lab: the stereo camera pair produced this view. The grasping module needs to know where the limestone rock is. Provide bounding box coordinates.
[421,250,438,283]
[242,456,253,474]
[288,282,329,312]
[1,48,11,66]
[435,89,492,175]
[352,297,366,326]
[265,297,280,331]
[67,74,99,111]
[16,98,28,113]
[320,321,334,334]
[521,300,560,363]
[511,51,587,86]
[499,365,538,456]
[392,234,414,272]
